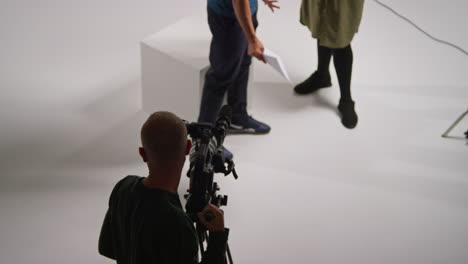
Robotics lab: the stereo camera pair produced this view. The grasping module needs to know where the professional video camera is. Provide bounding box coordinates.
[184,105,238,264]
[185,105,238,215]
[185,105,237,264]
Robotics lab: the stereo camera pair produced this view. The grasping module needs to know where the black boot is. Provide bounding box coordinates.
[294,71,332,95]
[338,99,358,129]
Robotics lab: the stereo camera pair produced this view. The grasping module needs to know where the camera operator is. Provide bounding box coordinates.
[98,111,229,264]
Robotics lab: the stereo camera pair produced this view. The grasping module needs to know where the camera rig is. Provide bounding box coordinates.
[184,105,238,264]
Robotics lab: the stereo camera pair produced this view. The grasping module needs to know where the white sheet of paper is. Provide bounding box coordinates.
[263,48,291,83]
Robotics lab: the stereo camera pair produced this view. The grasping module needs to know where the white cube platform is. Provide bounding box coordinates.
[141,14,253,122]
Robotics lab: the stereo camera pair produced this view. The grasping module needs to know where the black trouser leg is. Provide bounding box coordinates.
[317,40,333,74]
[228,13,258,124]
[228,49,251,124]
[333,44,353,102]
[198,73,226,123]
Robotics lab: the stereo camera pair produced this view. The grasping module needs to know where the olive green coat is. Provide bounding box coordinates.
[300,0,365,48]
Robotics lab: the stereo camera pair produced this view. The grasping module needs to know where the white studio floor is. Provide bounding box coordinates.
[0,1,467,264]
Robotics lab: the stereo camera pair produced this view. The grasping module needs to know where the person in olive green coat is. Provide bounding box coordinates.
[295,0,364,129]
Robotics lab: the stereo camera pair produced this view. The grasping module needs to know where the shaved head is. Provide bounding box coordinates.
[140,111,188,162]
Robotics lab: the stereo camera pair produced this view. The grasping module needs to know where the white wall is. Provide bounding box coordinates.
[0,0,203,180]
[1,0,467,182]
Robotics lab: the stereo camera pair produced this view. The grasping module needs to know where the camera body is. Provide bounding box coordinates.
[185,106,237,216]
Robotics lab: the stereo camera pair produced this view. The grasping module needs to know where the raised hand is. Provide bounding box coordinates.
[263,0,280,13]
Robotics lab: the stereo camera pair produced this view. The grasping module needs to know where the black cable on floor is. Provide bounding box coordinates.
[373,0,468,56]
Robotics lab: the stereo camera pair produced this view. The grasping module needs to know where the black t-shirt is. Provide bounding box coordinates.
[99,175,229,264]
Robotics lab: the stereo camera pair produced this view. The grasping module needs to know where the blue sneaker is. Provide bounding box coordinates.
[220,145,233,160]
[228,116,271,135]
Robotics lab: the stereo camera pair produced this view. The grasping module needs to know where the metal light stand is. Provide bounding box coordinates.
[441,107,468,139]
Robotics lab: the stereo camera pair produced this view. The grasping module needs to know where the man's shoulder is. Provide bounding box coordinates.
[113,175,142,192]
[108,175,143,203]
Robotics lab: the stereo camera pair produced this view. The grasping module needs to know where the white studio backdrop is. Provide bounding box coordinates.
[0,0,467,264]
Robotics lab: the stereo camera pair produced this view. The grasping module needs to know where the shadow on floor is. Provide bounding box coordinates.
[0,78,148,191]
[253,81,339,115]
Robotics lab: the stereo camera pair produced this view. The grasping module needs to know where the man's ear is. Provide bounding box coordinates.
[139,147,148,162]
[185,140,192,155]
